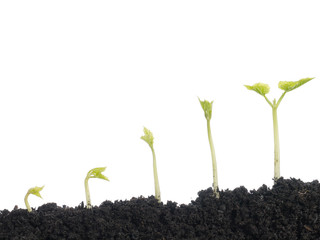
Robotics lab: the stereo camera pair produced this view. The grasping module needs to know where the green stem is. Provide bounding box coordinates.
[272,102,280,182]
[84,177,92,209]
[24,193,31,212]
[276,92,286,107]
[264,94,285,183]
[207,119,219,198]
[263,95,273,108]
[151,147,161,202]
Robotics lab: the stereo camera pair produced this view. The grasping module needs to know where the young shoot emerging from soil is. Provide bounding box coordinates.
[198,98,219,198]
[24,186,44,212]
[245,77,314,182]
[141,127,161,202]
[84,167,109,209]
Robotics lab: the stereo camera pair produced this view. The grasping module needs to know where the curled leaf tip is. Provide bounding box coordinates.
[244,83,270,96]
[87,167,109,181]
[28,186,45,199]
[141,127,154,148]
[278,77,314,92]
[198,97,213,120]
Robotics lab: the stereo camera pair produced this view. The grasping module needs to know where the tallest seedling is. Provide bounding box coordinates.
[245,77,314,182]
[199,98,219,198]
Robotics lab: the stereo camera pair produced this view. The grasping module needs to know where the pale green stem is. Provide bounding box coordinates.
[84,177,92,209]
[272,102,280,182]
[207,119,219,198]
[264,93,286,183]
[151,147,161,202]
[263,95,273,108]
[24,193,31,212]
[276,92,286,107]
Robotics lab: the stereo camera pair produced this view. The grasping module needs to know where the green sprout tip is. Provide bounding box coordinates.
[84,167,109,209]
[141,127,161,202]
[198,97,219,198]
[24,186,44,212]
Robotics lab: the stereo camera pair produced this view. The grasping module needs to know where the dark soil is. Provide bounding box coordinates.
[1,178,320,239]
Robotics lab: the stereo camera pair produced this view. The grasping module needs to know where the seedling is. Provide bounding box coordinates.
[24,186,44,212]
[84,167,109,209]
[198,98,219,198]
[141,127,161,202]
[245,77,314,182]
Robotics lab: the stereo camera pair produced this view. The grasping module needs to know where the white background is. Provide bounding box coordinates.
[1,1,319,211]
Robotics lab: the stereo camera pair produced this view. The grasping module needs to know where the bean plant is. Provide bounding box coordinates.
[141,127,161,202]
[84,167,109,209]
[245,77,314,182]
[24,186,44,212]
[199,98,219,198]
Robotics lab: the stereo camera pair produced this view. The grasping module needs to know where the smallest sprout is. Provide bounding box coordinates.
[24,186,44,212]
[84,167,109,209]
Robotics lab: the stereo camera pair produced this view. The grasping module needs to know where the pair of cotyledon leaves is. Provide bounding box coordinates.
[244,77,314,96]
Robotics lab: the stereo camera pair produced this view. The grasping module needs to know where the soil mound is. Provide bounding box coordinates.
[1,178,320,239]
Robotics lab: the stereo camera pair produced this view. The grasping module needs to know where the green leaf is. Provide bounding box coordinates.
[28,186,44,199]
[244,83,270,96]
[278,77,314,92]
[141,127,154,148]
[87,167,109,181]
[198,97,213,120]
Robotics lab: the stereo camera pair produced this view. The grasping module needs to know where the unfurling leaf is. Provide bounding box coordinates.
[141,127,154,148]
[28,186,44,199]
[198,97,213,121]
[278,77,314,92]
[244,83,270,96]
[87,167,109,181]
